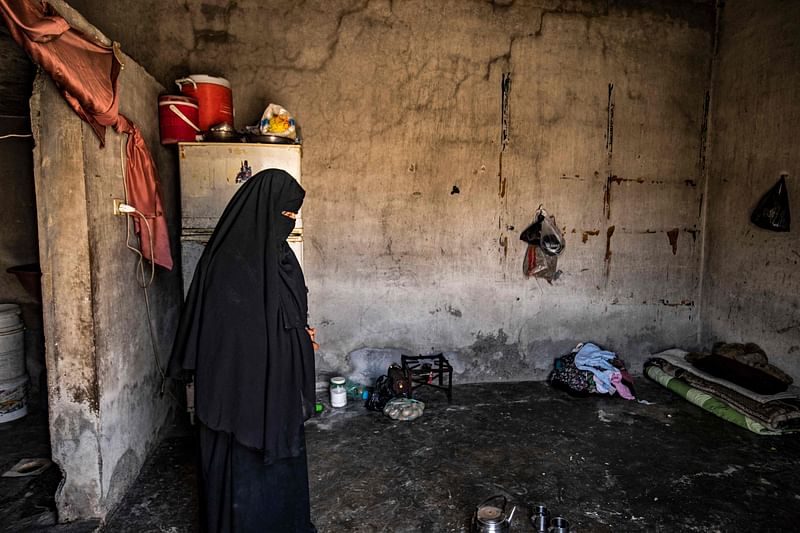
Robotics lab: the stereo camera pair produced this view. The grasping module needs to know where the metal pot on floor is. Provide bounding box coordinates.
[472,495,516,533]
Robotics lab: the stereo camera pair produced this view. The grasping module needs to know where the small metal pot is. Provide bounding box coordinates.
[472,495,516,533]
[246,133,296,144]
[204,122,240,142]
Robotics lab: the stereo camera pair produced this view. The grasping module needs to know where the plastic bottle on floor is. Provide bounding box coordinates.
[345,380,369,400]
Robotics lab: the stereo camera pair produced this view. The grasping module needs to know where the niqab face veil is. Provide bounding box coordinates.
[169,169,315,462]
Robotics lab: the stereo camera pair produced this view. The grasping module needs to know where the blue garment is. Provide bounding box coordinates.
[574,343,617,393]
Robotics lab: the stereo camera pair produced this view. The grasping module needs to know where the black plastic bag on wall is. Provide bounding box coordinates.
[751,176,791,232]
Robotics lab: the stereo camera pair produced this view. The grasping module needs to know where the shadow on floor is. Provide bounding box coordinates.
[0,392,62,531]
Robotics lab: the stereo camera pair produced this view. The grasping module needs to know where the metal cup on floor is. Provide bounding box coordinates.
[549,516,570,533]
[531,504,549,532]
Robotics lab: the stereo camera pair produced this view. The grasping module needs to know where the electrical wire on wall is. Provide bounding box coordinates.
[1,112,34,141]
[0,133,32,140]
[118,135,169,397]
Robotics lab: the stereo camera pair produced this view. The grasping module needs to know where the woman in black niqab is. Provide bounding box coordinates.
[169,169,316,532]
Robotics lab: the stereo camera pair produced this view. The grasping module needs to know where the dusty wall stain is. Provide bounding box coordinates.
[603,175,613,219]
[582,229,600,243]
[610,176,645,184]
[68,383,100,414]
[498,72,511,199]
[666,227,680,255]
[660,299,694,307]
[699,90,710,173]
[462,329,526,381]
[446,305,462,317]
[499,234,509,258]
[604,225,616,278]
[606,82,615,157]
[501,72,511,151]
[603,83,615,220]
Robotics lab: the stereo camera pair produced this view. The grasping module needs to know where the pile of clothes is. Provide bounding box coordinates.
[549,343,636,400]
[645,343,800,435]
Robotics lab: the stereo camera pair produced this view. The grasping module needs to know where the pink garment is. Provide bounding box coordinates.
[611,372,636,400]
[0,0,173,270]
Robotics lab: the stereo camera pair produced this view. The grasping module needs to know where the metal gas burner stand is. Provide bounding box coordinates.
[401,353,453,402]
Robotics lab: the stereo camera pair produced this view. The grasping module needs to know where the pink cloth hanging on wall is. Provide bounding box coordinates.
[0,0,173,270]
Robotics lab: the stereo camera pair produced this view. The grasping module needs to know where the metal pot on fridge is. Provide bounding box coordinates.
[203,122,240,142]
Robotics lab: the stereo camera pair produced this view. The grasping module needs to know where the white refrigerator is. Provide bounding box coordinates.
[177,142,303,295]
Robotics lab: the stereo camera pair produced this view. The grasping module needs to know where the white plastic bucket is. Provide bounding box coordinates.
[0,304,25,382]
[0,374,29,423]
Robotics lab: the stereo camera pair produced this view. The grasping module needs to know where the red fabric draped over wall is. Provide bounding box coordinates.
[0,0,173,270]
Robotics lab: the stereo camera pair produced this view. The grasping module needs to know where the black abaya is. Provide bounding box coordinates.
[169,169,316,532]
[199,424,313,533]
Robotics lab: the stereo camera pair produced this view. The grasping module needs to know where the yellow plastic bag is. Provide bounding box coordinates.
[259,103,297,139]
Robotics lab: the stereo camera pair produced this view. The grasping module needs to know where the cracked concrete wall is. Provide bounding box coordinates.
[701,1,800,381]
[71,0,715,380]
[31,55,182,519]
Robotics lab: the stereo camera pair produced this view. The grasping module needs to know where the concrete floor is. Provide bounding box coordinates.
[0,393,61,531]
[2,380,800,532]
